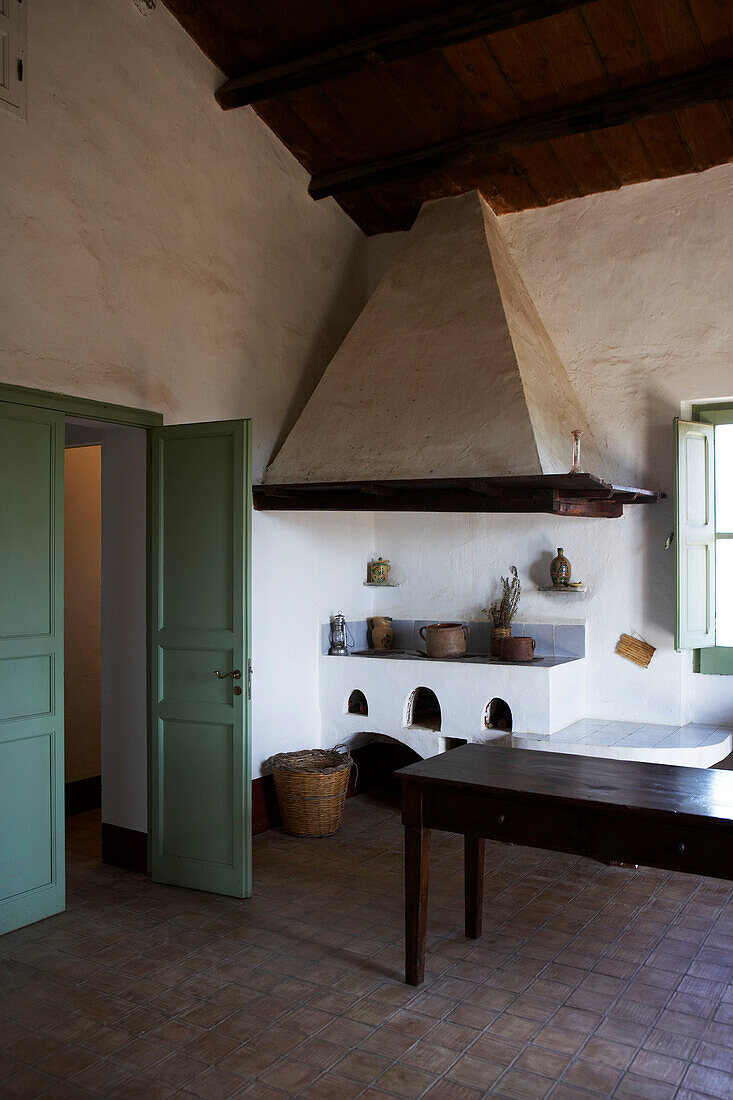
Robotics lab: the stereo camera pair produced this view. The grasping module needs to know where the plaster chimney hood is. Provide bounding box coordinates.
[255,193,662,518]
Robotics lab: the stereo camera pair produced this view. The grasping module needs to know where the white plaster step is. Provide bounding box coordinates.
[512,720,733,769]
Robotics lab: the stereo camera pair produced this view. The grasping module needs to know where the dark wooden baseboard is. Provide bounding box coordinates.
[252,774,281,834]
[101,822,148,874]
[101,758,384,863]
[65,775,102,816]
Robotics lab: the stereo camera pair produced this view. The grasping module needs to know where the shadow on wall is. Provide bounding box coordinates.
[266,234,367,467]
[645,389,679,635]
[528,550,555,589]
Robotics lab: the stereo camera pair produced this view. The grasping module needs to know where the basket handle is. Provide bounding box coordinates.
[332,742,357,787]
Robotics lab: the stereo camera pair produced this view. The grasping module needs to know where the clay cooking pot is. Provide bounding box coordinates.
[419,622,470,658]
[500,635,536,662]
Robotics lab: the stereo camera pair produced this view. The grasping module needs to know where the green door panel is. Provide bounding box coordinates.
[150,421,251,898]
[0,403,65,935]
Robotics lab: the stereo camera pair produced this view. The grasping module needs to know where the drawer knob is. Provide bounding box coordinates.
[497,814,506,825]
[675,841,685,854]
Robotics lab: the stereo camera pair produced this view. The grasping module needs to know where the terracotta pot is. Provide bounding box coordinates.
[419,622,469,658]
[368,616,394,651]
[491,626,511,658]
[500,635,536,662]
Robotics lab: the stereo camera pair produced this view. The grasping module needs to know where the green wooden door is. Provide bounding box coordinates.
[0,403,65,934]
[150,421,251,897]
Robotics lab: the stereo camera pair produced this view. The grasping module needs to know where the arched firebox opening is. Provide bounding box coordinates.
[346,689,368,716]
[351,735,422,795]
[484,697,512,732]
[407,687,441,731]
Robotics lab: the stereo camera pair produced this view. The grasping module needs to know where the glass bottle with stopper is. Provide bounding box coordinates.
[568,429,583,474]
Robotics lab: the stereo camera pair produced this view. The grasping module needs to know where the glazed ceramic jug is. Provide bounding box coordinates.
[550,548,571,586]
[368,616,393,650]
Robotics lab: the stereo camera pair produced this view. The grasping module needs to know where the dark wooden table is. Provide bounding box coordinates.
[397,744,733,985]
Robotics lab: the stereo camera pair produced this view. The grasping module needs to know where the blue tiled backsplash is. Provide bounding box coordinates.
[322,619,585,658]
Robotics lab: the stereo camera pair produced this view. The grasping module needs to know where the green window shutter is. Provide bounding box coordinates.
[675,418,715,651]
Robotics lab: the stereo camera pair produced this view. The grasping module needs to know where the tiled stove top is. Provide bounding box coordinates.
[514,718,733,768]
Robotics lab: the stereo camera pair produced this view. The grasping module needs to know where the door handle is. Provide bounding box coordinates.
[213,669,241,679]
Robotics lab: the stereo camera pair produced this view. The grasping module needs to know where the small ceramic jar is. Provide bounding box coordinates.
[368,558,391,585]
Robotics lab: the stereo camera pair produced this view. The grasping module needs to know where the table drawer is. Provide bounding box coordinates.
[586,812,733,878]
[425,788,581,852]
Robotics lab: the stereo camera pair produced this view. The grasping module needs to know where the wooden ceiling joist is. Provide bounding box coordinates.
[309,61,733,199]
[215,0,597,110]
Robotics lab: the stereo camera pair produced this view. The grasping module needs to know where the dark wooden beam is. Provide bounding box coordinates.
[215,0,597,110]
[309,61,733,199]
[253,475,662,516]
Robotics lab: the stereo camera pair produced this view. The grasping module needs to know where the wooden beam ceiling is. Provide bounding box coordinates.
[162,0,733,233]
[309,61,733,198]
[215,0,597,109]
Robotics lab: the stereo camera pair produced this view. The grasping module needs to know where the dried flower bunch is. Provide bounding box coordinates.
[483,565,521,628]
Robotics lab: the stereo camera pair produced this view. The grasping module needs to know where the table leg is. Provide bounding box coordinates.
[464,833,485,939]
[405,825,430,986]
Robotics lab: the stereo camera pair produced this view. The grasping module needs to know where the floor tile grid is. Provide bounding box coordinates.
[1,805,733,1099]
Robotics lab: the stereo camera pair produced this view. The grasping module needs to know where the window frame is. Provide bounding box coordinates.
[692,400,733,675]
[0,0,26,121]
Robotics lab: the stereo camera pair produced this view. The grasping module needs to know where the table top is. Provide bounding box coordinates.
[397,744,733,825]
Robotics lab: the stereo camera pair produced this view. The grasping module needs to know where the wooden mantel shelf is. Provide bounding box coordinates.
[253,473,664,518]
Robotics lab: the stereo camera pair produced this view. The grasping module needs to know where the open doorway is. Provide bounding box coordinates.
[63,418,148,872]
[1,392,252,937]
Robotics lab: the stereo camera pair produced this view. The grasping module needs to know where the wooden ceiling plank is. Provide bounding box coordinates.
[214,0,601,108]
[318,69,424,158]
[308,61,733,198]
[580,0,695,177]
[587,123,655,183]
[675,102,733,168]
[687,0,733,140]
[375,52,489,146]
[162,1,286,75]
[508,145,581,203]
[630,0,733,168]
[530,10,624,195]
[686,0,733,64]
[441,38,524,123]
[632,114,698,177]
[253,99,335,176]
[335,193,416,235]
[549,133,621,193]
[284,85,370,166]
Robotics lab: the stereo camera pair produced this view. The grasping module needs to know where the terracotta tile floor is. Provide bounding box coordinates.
[2,796,733,1098]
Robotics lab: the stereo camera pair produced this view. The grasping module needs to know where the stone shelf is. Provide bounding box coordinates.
[538,584,588,596]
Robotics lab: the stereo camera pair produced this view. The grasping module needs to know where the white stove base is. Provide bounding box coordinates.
[513,719,733,768]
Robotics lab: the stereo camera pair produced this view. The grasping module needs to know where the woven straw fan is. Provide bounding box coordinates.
[616,632,656,668]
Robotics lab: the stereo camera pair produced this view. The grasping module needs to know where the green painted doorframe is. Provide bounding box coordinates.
[0,383,253,903]
[0,383,164,427]
[0,382,162,887]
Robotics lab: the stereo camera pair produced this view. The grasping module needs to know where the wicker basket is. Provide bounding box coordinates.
[270,747,353,838]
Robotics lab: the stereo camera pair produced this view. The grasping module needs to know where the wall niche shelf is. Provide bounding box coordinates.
[538,584,588,596]
[363,582,400,587]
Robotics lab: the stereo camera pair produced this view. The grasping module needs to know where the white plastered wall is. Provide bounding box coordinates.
[0,0,374,781]
[368,164,733,729]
